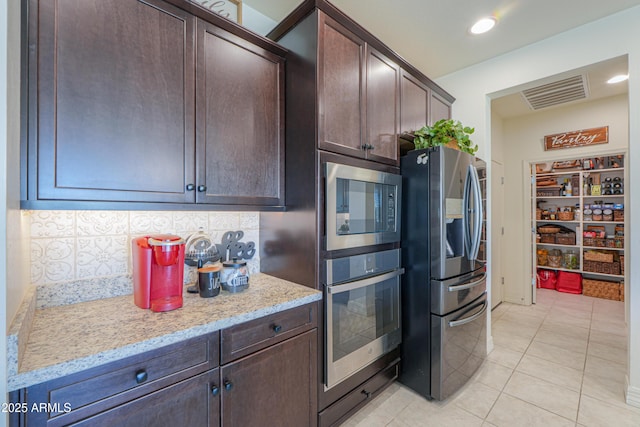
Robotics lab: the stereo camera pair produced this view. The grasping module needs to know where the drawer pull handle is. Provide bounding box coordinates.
[211,384,220,396]
[272,324,282,333]
[224,380,233,391]
[361,389,371,399]
[135,369,148,384]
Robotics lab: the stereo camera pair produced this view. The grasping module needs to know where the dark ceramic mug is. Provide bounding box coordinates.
[198,265,221,298]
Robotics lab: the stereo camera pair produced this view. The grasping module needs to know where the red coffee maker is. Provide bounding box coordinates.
[132,234,186,312]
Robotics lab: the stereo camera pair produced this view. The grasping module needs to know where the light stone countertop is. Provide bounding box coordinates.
[7,273,321,391]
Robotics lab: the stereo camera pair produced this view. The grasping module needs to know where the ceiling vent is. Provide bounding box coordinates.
[521,75,589,110]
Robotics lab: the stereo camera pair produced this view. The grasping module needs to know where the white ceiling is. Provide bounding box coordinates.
[243,0,638,117]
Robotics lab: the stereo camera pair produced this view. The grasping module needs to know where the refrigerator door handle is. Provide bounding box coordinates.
[470,165,483,260]
[447,273,487,292]
[463,165,473,258]
[448,298,488,328]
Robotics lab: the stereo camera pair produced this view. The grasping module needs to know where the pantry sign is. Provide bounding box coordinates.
[544,126,609,151]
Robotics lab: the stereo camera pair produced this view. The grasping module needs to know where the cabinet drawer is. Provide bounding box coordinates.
[27,333,219,426]
[318,361,398,427]
[221,303,317,364]
[68,369,220,427]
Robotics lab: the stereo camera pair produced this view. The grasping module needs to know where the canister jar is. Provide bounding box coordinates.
[592,208,603,221]
[221,258,250,293]
[603,208,613,221]
[563,251,578,269]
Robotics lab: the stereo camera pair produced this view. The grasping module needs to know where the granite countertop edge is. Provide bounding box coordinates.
[7,275,321,392]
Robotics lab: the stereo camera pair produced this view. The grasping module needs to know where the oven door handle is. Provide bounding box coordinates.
[448,273,486,292]
[326,268,405,294]
[448,299,488,328]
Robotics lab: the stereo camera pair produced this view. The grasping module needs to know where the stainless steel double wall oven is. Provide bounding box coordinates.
[322,161,404,390]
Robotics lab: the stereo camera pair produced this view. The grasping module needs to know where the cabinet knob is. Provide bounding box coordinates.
[361,144,369,151]
[272,324,282,333]
[367,144,375,150]
[224,380,233,391]
[135,369,148,384]
[197,185,207,192]
[211,384,220,396]
[186,183,195,191]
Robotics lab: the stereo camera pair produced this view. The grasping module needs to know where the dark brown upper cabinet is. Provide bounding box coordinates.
[430,91,453,124]
[317,14,399,165]
[22,0,285,210]
[317,14,366,158]
[400,70,430,135]
[195,20,285,207]
[26,0,196,205]
[365,47,400,164]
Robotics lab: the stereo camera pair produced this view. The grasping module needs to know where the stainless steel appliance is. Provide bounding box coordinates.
[325,162,402,251]
[400,146,487,401]
[324,249,404,389]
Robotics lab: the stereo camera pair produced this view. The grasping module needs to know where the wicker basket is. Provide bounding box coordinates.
[620,255,624,275]
[583,260,621,275]
[538,225,561,234]
[583,279,621,301]
[556,232,576,245]
[536,186,562,197]
[583,250,614,263]
[558,211,574,221]
[540,234,556,243]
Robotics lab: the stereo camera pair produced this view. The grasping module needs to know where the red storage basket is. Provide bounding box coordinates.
[556,271,582,294]
[537,269,557,290]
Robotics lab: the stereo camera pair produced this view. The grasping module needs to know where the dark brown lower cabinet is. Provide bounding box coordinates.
[221,329,317,426]
[69,369,220,427]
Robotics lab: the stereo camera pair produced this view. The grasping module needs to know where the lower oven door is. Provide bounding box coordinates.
[431,292,488,400]
[325,268,403,389]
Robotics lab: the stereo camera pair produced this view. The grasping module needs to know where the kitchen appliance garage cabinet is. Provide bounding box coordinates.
[22,0,285,210]
[12,303,318,427]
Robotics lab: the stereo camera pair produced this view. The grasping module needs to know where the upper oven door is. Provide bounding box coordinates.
[325,162,402,251]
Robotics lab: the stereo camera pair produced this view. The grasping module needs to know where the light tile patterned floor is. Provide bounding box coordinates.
[342,289,640,426]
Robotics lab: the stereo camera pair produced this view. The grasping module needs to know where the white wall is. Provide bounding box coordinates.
[502,94,628,304]
[436,5,640,406]
[3,0,24,424]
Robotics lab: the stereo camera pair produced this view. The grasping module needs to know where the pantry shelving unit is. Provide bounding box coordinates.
[532,155,627,289]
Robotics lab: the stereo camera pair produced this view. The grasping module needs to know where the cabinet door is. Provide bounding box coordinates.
[220,330,317,426]
[365,47,400,165]
[196,20,285,207]
[430,92,452,125]
[69,370,220,427]
[400,71,430,135]
[318,13,366,158]
[30,0,195,203]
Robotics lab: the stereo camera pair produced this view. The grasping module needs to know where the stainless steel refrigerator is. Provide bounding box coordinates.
[399,146,488,401]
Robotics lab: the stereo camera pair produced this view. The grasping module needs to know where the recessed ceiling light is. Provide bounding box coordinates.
[470,17,496,35]
[607,74,629,84]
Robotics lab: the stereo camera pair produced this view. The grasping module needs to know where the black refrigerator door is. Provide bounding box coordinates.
[428,147,484,280]
[430,292,488,401]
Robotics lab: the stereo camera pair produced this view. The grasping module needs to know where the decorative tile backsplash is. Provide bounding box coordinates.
[27,211,261,290]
